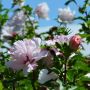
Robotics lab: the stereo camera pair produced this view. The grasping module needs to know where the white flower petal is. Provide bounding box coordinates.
[38,69,58,84]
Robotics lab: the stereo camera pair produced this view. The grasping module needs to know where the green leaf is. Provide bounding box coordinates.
[17,79,33,90]
[68,86,77,90]
[22,5,32,15]
[0,3,2,11]
[74,60,90,71]
[75,86,86,90]
[0,81,3,90]
[67,69,75,82]
[79,34,90,38]
[80,76,90,82]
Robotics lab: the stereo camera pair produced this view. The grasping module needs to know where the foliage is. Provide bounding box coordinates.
[0,0,90,90]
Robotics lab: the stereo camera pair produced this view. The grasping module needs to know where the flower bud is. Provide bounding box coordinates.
[69,35,81,50]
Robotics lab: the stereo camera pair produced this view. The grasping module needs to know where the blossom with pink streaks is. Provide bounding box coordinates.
[5,38,48,75]
[54,35,69,44]
[45,35,69,46]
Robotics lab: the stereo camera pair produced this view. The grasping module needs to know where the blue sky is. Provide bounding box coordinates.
[1,0,90,56]
[2,0,84,27]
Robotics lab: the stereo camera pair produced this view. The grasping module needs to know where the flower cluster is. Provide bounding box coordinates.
[5,34,81,81]
[35,3,74,23]
[1,1,89,90]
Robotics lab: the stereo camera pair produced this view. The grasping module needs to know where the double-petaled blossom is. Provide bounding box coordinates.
[58,7,75,23]
[38,69,58,84]
[69,35,81,50]
[2,10,25,38]
[54,35,69,44]
[5,38,48,75]
[45,35,69,46]
[8,10,25,32]
[35,2,50,20]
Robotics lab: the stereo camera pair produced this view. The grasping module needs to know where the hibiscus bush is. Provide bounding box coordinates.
[0,0,90,90]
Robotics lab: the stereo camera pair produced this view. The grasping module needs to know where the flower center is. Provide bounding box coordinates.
[23,55,35,64]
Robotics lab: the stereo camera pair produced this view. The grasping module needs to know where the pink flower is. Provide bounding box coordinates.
[53,35,69,44]
[45,35,69,46]
[45,40,55,46]
[5,38,48,75]
[35,2,49,20]
[2,10,25,38]
[58,7,75,23]
[69,35,81,50]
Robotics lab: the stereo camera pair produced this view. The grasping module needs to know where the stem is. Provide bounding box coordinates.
[12,80,16,90]
[32,82,36,90]
[63,58,67,86]
[26,12,34,29]
[12,71,16,90]
[31,71,36,90]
